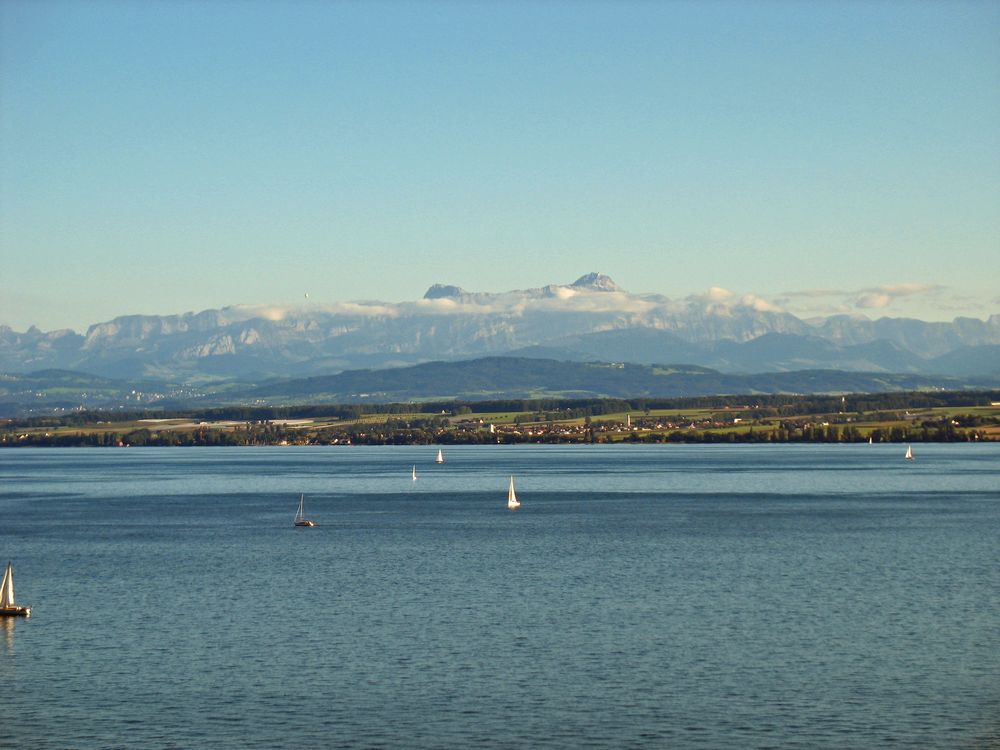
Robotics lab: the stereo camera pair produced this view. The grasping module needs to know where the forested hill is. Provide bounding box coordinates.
[238,357,998,404]
[3,358,999,415]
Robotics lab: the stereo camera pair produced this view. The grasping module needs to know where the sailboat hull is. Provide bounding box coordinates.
[0,606,30,617]
[293,494,315,526]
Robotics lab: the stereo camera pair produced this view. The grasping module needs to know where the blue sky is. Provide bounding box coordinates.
[1,0,998,331]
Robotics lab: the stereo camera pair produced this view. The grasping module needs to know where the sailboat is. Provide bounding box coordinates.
[0,562,30,617]
[507,476,521,510]
[869,436,873,445]
[435,449,444,464]
[905,445,913,461]
[412,465,417,481]
[294,494,316,527]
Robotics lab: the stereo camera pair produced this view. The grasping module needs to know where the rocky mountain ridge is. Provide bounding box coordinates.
[2,274,998,381]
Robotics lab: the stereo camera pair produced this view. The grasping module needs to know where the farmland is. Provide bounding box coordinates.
[3,392,998,447]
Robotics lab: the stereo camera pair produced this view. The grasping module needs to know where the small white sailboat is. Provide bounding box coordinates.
[435,449,444,464]
[412,465,417,481]
[294,494,316,527]
[868,436,873,445]
[507,476,521,510]
[0,562,30,617]
[904,445,913,461]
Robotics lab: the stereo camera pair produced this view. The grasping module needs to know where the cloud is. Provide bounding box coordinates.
[225,304,293,321]
[855,292,892,309]
[865,283,943,297]
[228,302,400,321]
[853,283,944,310]
[774,297,857,316]
[775,283,947,315]
[684,287,784,314]
[550,286,578,300]
[216,280,970,328]
[223,286,668,322]
[703,286,734,303]
[534,290,657,315]
[779,288,850,299]
[931,298,992,312]
[739,294,783,313]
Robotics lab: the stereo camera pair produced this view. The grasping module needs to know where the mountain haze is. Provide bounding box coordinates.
[2,274,998,381]
[236,358,994,404]
[7,359,994,416]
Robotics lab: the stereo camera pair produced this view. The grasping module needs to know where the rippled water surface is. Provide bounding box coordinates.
[1,444,998,748]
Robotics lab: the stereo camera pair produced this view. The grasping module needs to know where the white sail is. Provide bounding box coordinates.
[869,436,873,444]
[412,465,417,481]
[436,449,444,464]
[507,476,520,509]
[905,445,913,460]
[0,564,14,609]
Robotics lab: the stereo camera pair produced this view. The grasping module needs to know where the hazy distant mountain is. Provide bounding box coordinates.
[510,331,937,374]
[3,356,998,415]
[235,357,999,404]
[926,345,1000,378]
[1,273,998,381]
[0,369,186,415]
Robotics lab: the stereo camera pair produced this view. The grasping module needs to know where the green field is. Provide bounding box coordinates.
[3,397,998,447]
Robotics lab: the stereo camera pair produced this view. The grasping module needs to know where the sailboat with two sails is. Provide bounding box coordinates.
[0,562,30,617]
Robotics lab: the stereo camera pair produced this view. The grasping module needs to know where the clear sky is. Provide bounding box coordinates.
[1,0,998,332]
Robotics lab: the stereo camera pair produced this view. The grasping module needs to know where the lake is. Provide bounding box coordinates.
[1,444,998,748]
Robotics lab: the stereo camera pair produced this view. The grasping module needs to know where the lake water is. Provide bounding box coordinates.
[0,444,998,749]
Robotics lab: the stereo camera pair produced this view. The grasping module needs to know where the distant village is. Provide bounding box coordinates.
[3,399,995,447]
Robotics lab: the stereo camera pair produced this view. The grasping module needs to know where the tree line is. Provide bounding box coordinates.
[4,390,997,430]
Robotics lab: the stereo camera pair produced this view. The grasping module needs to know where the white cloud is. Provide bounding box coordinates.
[852,283,944,310]
[774,283,948,315]
[212,280,974,329]
[550,286,578,300]
[684,287,784,314]
[534,290,656,315]
[704,286,734,303]
[738,294,784,313]
[398,288,659,317]
[855,292,892,309]
[228,302,401,321]
[779,288,849,299]
[867,283,942,297]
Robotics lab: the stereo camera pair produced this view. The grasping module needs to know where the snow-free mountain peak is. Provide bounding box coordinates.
[570,273,621,292]
[423,284,469,300]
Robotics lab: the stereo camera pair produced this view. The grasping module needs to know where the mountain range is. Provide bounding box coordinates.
[2,273,999,383]
[3,360,996,415]
[234,358,998,405]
